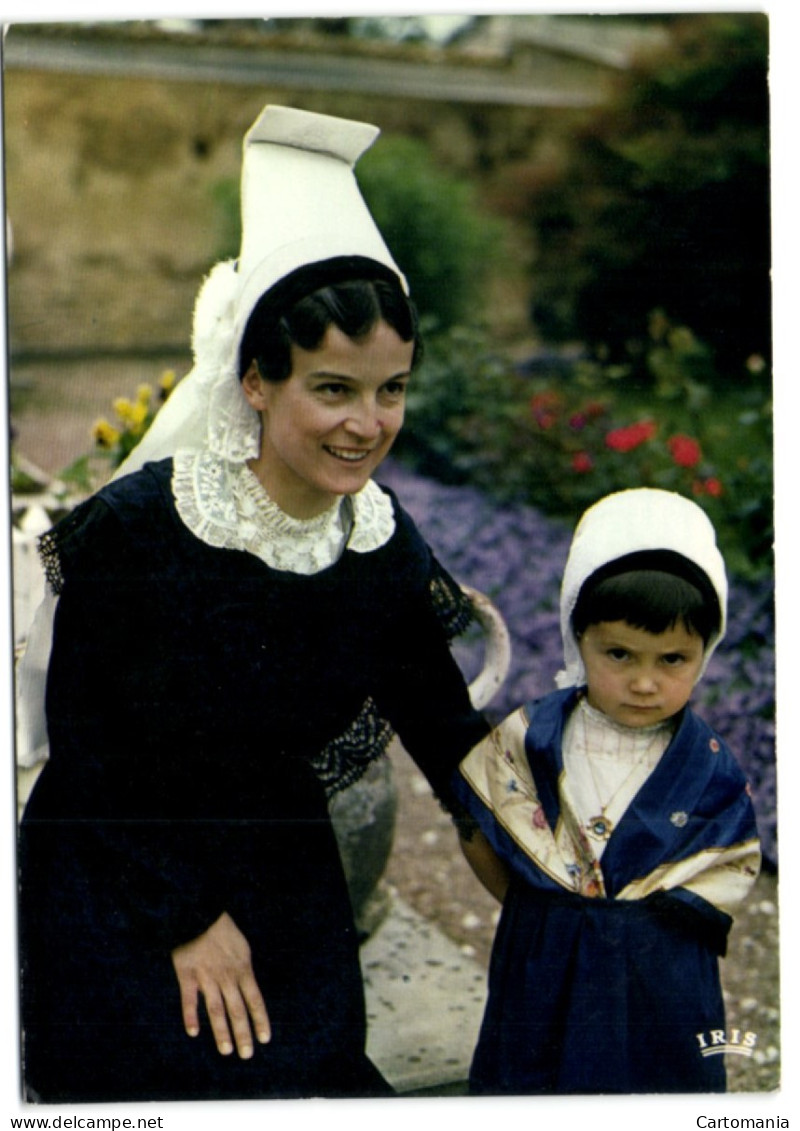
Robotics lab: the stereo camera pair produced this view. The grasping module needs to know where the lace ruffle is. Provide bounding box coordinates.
[172,449,396,574]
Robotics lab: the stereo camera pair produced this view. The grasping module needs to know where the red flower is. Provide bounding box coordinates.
[667,433,702,469]
[530,391,561,411]
[530,391,561,431]
[569,412,587,431]
[692,477,724,497]
[605,420,657,453]
[571,451,593,474]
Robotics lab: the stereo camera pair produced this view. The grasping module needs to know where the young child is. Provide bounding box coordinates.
[454,487,761,1095]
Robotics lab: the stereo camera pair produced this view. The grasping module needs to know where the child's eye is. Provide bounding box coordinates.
[606,648,629,662]
[661,653,686,666]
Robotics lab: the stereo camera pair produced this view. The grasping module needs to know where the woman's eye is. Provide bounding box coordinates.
[380,380,408,400]
[317,382,349,397]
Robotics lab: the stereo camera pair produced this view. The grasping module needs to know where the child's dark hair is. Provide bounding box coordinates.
[239,256,421,380]
[571,551,721,646]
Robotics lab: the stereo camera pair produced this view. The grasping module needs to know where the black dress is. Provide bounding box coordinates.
[19,458,488,1103]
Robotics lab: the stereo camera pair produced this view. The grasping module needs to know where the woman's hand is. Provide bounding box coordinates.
[171,911,271,1058]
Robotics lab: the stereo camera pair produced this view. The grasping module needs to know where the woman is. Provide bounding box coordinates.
[18,105,489,1103]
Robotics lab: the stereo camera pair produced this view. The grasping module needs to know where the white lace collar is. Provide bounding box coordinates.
[171,448,396,575]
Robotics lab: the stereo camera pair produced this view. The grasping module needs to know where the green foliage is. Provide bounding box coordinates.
[523,12,770,376]
[355,135,505,330]
[210,177,241,261]
[398,313,772,579]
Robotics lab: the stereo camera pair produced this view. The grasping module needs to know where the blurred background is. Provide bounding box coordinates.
[6,13,772,577]
[4,12,778,1091]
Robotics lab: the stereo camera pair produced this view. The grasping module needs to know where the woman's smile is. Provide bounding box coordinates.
[324,444,376,462]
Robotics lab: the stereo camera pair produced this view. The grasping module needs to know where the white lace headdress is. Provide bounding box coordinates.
[115,103,407,477]
[555,487,728,689]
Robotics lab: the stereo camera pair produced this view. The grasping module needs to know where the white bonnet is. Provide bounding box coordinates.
[556,487,728,688]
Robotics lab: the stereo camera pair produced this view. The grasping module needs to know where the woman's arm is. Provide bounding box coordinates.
[372,552,491,806]
[38,500,227,946]
[32,497,271,1056]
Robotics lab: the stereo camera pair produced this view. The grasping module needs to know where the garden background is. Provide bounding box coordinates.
[4,11,779,1104]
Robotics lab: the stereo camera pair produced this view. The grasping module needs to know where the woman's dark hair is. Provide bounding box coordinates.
[239,256,421,380]
[571,551,722,646]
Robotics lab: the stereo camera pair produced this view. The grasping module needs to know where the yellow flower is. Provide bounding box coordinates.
[93,418,121,450]
[113,397,136,425]
[158,369,177,400]
[136,383,154,406]
[129,400,149,435]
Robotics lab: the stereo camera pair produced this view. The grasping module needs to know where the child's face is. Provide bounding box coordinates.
[578,619,705,728]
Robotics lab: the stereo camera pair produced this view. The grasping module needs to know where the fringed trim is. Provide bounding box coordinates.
[36,504,94,596]
[310,696,395,799]
[38,528,64,595]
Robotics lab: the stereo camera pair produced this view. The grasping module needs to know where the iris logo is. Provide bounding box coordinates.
[695,1029,758,1057]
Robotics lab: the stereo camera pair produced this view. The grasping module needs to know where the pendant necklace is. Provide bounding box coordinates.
[579,701,668,843]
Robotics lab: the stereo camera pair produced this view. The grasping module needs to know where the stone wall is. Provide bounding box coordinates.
[4,24,602,360]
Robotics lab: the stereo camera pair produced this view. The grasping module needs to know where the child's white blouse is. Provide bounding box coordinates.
[562,697,674,860]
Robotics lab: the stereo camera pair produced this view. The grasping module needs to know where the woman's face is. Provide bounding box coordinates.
[242,319,414,519]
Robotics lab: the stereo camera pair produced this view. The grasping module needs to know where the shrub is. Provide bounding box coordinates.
[518,12,771,376]
[353,135,505,331]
